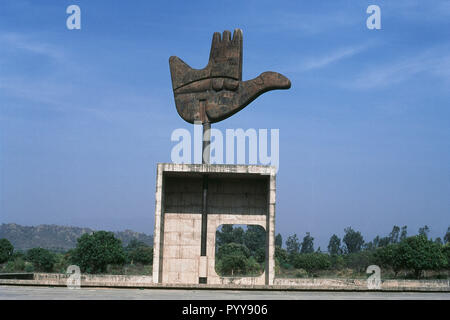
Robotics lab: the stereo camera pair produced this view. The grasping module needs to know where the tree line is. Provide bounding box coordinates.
[277,225,450,278]
[1,225,449,279]
[0,231,153,274]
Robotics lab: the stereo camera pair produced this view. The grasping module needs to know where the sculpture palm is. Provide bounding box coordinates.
[169,29,291,124]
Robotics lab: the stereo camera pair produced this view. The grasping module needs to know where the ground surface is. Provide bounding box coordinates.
[0,285,449,300]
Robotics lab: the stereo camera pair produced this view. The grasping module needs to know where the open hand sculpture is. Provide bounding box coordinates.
[169,29,291,124]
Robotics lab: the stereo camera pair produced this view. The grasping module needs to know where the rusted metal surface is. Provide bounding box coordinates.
[169,29,291,125]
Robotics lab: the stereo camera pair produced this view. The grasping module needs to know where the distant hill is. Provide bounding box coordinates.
[0,223,153,252]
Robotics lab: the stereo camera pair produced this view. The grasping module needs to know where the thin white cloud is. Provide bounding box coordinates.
[0,72,171,133]
[301,45,368,71]
[0,32,64,61]
[281,44,370,74]
[348,47,450,89]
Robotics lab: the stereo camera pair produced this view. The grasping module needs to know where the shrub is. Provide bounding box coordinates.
[4,261,15,273]
[71,231,126,274]
[344,251,376,273]
[26,248,56,272]
[330,254,345,270]
[295,268,308,278]
[125,240,153,265]
[443,244,450,269]
[291,253,331,273]
[12,257,26,271]
[215,243,262,276]
[53,253,73,273]
[396,235,447,278]
[275,246,289,266]
[216,242,250,260]
[375,244,402,276]
[24,262,34,273]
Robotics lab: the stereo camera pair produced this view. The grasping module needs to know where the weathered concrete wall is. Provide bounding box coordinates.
[273,278,450,291]
[164,176,203,213]
[0,273,153,288]
[1,274,448,292]
[153,164,276,285]
[162,213,202,284]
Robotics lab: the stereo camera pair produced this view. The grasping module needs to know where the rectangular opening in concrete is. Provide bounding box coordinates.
[215,224,266,277]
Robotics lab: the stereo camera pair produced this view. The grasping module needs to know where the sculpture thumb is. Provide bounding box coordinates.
[169,56,210,91]
[238,72,291,109]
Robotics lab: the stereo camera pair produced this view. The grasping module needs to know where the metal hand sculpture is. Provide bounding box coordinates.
[169,29,291,162]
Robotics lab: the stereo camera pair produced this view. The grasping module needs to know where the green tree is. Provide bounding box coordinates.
[286,234,300,255]
[53,252,72,273]
[397,235,447,278]
[216,225,244,247]
[11,251,25,260]
[243,225,266,261]
[363,241,376,251]
[418,225,430,238]
[216,225,234,247]
[3,256,25,273]
[215,243,260,276]
[375,244,403,276]
[344,251,376,273]
[216,242,249,260]
[125,239,153,265]
[343,227,364,254]
[0,238,14,263]
[372,235,380,248]
[444,226,450,244]
[389,225,400,244]
[443,244,450,267]
[275,234,283,248]
[231,226,244,244]
[330,254,345,270]
[327,234,342,255]
[300,232,314,254]
[377,236,390,248]
[71,231,126,274]
[26,248,56,272]
[400,226,408,242]
[275,246,289,267]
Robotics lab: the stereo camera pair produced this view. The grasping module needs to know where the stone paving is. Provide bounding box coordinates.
[1,285,449,300]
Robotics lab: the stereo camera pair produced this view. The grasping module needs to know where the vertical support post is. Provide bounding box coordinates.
[202,121,211,165]
[200,114,210,283]
[199,173,209,284]
[201,175,208,257]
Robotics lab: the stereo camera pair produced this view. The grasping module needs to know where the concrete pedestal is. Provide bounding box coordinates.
[152,164,276,285]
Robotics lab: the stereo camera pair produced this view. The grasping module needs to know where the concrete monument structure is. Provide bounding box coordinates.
[153,29,290,285]
[152,164,276,285]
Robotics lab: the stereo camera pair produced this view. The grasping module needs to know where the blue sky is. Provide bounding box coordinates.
[1,0,449,250]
